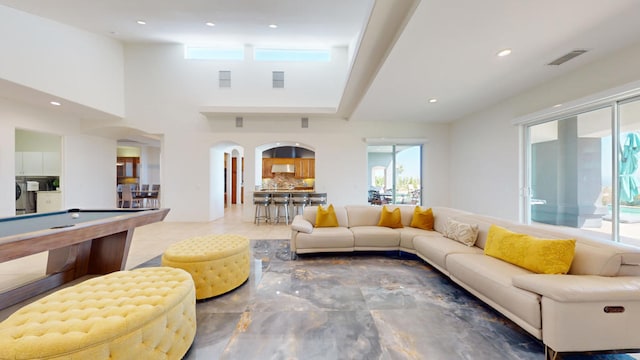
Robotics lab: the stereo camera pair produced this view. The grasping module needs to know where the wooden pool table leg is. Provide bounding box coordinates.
[87,230,134,274]
[46,229,134,278]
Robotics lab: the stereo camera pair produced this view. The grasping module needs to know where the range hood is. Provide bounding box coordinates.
[271,164,295,173]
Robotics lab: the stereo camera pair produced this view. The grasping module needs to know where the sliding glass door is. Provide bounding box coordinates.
[618,97,640,243]
[367,145,422,205]
[525,96,640,246]
[528,107,612,234]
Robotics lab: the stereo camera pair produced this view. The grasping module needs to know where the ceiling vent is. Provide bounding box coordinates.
[547,49,588,66]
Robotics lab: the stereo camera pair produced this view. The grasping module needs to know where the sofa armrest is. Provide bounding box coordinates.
[291,215,313,234]
[513,274,640,302]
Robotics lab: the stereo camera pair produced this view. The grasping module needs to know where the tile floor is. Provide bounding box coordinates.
[1,206,639,359]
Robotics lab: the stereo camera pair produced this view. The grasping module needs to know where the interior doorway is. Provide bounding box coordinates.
[223,147,244,208]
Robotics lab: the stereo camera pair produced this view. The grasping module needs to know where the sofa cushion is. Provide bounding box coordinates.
[413,235,482,272]
[446,253,542,330]
[431,207,473,234]
[351,226,401,248]
[513,274,640,302]
[484,225,576,275]
[294,227,354,251]
[377,206,404,229]
[398,227,439,250]
[410,206,434,230]
[345,205,384,227]
[315,204,339,227]
[444,219,479,246]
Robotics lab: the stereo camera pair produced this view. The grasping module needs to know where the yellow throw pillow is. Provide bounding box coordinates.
[377,206,403,229]
[410,206,434,230]
[315,204,339,227]
[484,224,576,274]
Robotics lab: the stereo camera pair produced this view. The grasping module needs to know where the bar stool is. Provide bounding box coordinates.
[308,192,327,206]
[291,193,309,216]
[253,192,271,225]
[271,193,291,224]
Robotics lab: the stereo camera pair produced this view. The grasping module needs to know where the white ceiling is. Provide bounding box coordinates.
[2,0,640,124]
[0,0,373,48]
[352,0,640,123]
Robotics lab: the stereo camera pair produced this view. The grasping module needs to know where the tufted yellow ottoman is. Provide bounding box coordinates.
[161,234,250,300]
[0,267,196,360]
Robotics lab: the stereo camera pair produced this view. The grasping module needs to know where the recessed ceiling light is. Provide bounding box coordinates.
[50,101,61,106]
[136,20,146,25]
[553,103,563,108]
[205,22,215,27]
[428,98,438,103]
[268,24,278,29]
[497,48,512,57]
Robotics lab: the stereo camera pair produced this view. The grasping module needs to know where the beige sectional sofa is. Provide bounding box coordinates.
[290,205,640,358]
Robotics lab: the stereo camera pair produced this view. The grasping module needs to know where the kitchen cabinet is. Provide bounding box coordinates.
[294,158,315,178]
[262,158,315,179]
[15,152,24,174]
[262,158,275,178]
[37,191,62,213]
[117,157,139,180]
[262,158,294,178]
[42,152,61,175]
[15,152,61,176]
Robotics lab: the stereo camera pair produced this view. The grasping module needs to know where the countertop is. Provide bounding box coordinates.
[255,189,315,193]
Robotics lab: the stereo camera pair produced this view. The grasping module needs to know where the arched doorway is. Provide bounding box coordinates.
[255,141,315,191]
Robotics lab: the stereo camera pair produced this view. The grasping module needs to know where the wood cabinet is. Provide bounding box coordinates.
[294,158,315,178]
[117,157,139,180]
[262,158,275,178]
[262,158,315,179]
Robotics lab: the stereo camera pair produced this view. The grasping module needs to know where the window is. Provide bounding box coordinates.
[184,47,244,61]
[272,71,284,88]
[219,71,231,88]
[255,48,331,62]
[522,91,640,247]
[367,145,422,205]
[528,107,611,230]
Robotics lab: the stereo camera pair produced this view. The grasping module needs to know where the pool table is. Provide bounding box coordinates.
[0,208,169,310]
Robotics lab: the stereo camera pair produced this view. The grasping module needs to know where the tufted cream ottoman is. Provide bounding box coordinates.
[161,234,250,300]
[0,267,196,360]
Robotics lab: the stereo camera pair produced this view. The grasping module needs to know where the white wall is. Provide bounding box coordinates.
[15,130,61,152]
[0,98,118,217]
[450,40,640,221]
[0,5,125,117]
[139,146,161,185]
[121,43,452,221]
[209,148,225,220]
[63,135,117,208]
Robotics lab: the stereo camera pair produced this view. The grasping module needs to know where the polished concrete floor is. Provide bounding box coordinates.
[2,206,639,359]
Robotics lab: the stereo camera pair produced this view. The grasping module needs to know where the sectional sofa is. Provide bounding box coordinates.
[290,205,640,359]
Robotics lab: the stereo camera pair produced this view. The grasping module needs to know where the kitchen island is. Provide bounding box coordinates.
[252,191,327,224]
